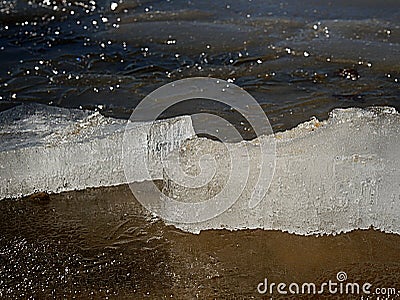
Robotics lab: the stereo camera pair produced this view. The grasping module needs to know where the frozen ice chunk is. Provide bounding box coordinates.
[0,104,195,199]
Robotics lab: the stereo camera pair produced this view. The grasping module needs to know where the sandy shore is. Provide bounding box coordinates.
[1,184,399,299]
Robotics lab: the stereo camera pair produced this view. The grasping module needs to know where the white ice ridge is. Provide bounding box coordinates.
[0,104,195,199]
[1,104,399,236]
[166,106,400,235]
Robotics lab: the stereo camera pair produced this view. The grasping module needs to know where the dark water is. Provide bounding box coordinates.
[0,0,399,133]
[0,185,399,299]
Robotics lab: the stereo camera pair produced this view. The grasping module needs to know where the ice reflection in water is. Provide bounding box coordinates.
[0,185,399,298]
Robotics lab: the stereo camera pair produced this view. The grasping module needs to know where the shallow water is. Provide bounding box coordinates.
[0,0,399,135]
[0,185,399,299]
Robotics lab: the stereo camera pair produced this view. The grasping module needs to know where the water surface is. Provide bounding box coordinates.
[0,185,399,298]
[0,0,399,135]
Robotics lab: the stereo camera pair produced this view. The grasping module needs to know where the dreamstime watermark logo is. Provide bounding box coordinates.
[122,77,276,223]
[257,271,371,296]
[257,271,399,298]
[336,271,347,281]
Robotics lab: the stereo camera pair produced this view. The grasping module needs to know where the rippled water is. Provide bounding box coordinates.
[0,185,399,298]
[0,0,399,134]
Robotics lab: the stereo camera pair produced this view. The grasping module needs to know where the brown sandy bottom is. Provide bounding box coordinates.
[0,185,399,299]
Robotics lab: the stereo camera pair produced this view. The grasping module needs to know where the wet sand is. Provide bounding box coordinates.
[1,185,399,299]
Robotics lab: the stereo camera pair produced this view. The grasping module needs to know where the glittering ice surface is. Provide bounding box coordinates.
[0,104,195,199]
[168,106,400,235]
[1,104,399,236]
